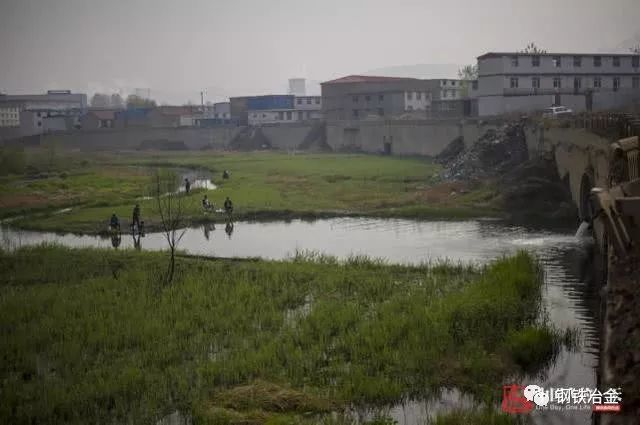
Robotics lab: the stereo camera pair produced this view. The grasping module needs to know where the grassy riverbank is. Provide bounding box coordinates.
[1,149,501,233]
[0,246,568,424]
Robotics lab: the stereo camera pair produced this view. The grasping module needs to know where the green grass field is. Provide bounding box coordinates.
[0,246,568,424]
[1,148,501,233]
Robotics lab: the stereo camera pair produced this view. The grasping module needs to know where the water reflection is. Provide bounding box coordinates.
[224,221,234,239]
[110,233,121,249]
[203,224,215,241]
[0,218,599,425]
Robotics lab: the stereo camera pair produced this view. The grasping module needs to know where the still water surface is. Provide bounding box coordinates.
[0,218,599,425]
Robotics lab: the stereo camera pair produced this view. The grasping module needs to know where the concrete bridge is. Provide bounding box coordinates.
[538,113,640,222]
[539,113,640,424]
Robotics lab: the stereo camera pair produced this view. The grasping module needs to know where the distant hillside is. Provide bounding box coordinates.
[362,63,461,80]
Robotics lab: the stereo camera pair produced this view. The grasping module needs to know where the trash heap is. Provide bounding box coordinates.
[438,123,529,180]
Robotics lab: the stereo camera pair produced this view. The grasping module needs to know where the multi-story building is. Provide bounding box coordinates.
[247,95,322,125]
[0,90,87,112]
[476,52,640,116]
[320,75,436,121]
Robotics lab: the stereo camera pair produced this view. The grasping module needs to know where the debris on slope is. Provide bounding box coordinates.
[440,123,529,180]
[439,122,576,225]
[434,136,465,165]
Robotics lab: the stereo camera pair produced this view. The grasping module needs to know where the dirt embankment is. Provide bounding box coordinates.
[437,122,577,225]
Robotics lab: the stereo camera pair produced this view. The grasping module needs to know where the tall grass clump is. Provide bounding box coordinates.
[0,246,563,424]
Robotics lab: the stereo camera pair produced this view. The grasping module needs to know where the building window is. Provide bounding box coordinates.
[532,77,540,89]
[553,78,562,88]
[613,77,620,91]
[298,111,304,120]
[633,56,640,68]
[531,56,540,67]
[613,57,620,67]
[441,80,447,86]
[286,111,292,120]
[406,92,413,100]
[297,98,302,105]
[552,56,561,67]
[511,56,519,67]
[407,105,413,111]
[442,90,447,98]
[378,94,384,101]
[37,121,42,126]
[262,113,266,118]
[353,109,359,118]
[574,77,582,90]
[315,98,320,104]
[573,56,581,67]
[633,77,639,89]
[594,56,602,67]
[450,81,456,86]
[594,77,602,88]
[278,111,284,120]
[510,77,519,88]
[352,95,358,103]
[416,92,422,100]
[365,95,371,102]
[307,111,311,119]
[306,98,312,104]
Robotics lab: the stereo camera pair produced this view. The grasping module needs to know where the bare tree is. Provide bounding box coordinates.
[521,42,547,54]
[153,170,186,284]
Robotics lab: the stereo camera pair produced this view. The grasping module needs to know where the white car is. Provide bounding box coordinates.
[542,106,573,118]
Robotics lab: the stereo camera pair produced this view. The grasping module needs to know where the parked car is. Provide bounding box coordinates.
[542,106,573,118]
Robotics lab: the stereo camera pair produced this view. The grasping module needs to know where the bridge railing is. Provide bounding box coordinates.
[550,112,640,139]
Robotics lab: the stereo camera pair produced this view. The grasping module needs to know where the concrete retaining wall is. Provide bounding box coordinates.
[326,120,464,156]
[6,119,542,159]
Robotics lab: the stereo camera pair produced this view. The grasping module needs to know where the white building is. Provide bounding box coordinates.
[289,78,306,96]
[476,52,640,116]
[248,96,322,125]
[0,105,20,127]
[404,90,431,111]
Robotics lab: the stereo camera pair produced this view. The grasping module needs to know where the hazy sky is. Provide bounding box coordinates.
[1,0,639,103]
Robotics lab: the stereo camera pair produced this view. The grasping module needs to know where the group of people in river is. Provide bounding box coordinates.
[107,169,236,246]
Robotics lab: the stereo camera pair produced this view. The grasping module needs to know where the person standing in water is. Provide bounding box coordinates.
[185,178,191,194]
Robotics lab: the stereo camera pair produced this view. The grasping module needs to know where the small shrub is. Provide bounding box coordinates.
[504,326,558,372]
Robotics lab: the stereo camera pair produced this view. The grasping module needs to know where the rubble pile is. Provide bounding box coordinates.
[440,123,529,180]
[434,136,465,165]
[439,122,577,225]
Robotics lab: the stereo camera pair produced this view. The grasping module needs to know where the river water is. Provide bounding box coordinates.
[0,218,600,425]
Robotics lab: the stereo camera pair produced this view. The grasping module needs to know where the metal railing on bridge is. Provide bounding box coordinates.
[556,112,640,139]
